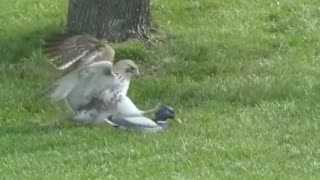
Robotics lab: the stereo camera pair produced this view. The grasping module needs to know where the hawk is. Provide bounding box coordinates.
[45,60,159,124]
[43,34,159,124]
[105,105,176,132]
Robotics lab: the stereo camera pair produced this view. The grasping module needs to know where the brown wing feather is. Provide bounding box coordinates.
[43,34,115,72]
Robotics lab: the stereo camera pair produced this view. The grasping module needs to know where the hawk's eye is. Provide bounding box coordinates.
[126,66,135,73]
[125,66,134,73]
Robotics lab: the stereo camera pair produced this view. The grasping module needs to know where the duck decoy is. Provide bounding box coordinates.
[105,105,176,132]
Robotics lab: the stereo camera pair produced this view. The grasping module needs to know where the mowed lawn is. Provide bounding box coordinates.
[1,0,320,179]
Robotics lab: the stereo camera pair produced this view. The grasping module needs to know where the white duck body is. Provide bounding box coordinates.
[105,105,175,132]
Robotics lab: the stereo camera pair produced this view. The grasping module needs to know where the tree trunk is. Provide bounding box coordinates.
[66,0,151,42]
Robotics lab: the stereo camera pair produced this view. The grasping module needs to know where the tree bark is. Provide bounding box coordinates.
[66,0,151,42]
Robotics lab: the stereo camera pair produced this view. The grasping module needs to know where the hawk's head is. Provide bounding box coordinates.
[113,59,140,79]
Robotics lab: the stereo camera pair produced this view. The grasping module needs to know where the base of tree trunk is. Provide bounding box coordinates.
[66,0,151,42]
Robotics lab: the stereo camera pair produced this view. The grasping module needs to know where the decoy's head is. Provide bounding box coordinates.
[154,105,176,124]
[113,59,140,79]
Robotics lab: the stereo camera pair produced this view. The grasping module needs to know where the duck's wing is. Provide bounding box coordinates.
[116,96,144,117]
[105,116,159,129]
[44,34,115,72]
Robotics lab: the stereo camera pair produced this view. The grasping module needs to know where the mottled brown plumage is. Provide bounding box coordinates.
[44,34,115,73]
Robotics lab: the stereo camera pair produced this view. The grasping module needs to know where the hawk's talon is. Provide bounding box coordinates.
[142,103,162,115]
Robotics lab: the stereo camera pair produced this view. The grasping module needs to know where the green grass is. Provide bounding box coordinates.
[1,0,320,179]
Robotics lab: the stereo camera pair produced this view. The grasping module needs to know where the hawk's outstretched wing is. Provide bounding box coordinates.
[44,34,115,72]
[66,61,118,111]
[45,61,115,104]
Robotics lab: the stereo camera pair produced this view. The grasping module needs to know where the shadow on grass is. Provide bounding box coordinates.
[0,123,84,156]
[0,122,98,137]
[0,123,63,136]
[0,123,119,156]
[0,25,64,64]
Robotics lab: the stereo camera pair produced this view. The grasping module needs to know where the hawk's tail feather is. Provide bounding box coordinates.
[44,32,76,45]
[43,33,80,56]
